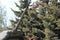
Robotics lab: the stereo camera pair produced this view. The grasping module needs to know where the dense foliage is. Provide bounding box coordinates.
[10,0,60,40]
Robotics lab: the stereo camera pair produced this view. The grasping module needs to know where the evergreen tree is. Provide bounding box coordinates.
[11,0,60,40]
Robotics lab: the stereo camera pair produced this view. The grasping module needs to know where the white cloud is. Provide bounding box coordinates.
[31,0,37,2]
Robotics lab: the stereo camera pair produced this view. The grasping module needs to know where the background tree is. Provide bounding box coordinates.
[0,7,3,31]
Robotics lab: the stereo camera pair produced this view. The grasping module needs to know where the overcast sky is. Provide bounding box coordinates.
[0,0,37,26]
